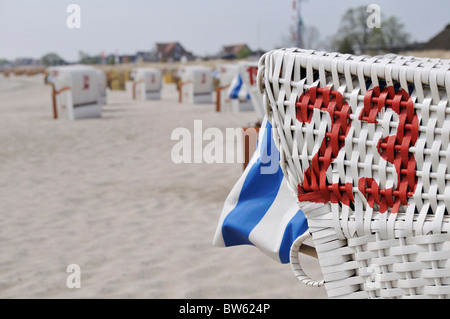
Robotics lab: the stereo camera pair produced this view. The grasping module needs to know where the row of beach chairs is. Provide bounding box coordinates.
[46,62,263,121]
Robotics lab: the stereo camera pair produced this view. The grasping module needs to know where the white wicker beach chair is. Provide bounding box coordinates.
[178,66,213,104]
[48,65,103,120]
[132,68,162,101]
[258,48,450,299]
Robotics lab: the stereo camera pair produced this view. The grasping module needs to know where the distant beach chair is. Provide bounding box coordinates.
[132,68,162,100]
[238,61,265,122]
[107,69,131,91]
[48,65,104,120]
[227,71,254,114]
[178,66,213,104]
[214,64,239,112]
[258,48,450,298]
[95,69,108,105]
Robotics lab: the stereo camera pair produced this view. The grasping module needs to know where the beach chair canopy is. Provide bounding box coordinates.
[179,66,213,94]
[134,68,162,91]
[49,65,102,108]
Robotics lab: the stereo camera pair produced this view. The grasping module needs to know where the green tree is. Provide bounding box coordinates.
[0,59,10,66]
[333,6,372,53]
[333,6,411,54]
[237,46,252,59]
[379,16,410,50]
[337,36,355,54]
[78,50,90,64]
[107,56,116,65]
[41,53,66,66]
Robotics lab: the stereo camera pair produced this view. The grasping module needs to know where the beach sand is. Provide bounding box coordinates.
[0,73,327,299]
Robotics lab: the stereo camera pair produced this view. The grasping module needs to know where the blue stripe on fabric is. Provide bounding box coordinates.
[221,122,284,247]
[229,74,243,99]
[278,210,309,263]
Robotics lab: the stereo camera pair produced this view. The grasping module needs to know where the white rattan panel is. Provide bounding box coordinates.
[258,48,450,299]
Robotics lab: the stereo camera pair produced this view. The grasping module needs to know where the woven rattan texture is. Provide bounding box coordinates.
[258,48,450,298]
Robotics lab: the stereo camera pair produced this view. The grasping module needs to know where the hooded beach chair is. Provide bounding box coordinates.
[257,48,450,298]
[178,66,213,104]
[48,65,104,120]
[132,68,162,100]
[215,64,239,112]
[227,72,253,114]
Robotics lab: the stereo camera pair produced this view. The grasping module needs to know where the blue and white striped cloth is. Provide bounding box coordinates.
[213,118,308,264]
[228,74,251,101]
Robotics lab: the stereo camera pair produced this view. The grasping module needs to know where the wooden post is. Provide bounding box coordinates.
[178,81,192,104]
[215,85,230,113]
[132,80,144,100]
[242,126,260,170]
[216,87,221,112]
[51,85,71,120]
[51,83,58,119]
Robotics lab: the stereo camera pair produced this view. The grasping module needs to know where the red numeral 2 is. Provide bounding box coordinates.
[296,85,418,213]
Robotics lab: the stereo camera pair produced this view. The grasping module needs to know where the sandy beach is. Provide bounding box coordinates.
[0,73,327,299]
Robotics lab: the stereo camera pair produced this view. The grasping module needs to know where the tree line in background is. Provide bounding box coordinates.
[1,6,415,69]
[282,5,412,55]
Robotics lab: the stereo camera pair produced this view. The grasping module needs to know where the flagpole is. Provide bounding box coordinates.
[296,0,303,48]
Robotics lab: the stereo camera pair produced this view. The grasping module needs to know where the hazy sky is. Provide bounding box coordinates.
[1,0,449,61]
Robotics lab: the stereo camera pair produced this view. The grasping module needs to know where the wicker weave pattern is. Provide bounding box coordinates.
[258,48,450,298]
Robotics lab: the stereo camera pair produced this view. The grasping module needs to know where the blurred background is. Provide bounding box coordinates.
[1,0,449,71]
